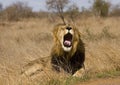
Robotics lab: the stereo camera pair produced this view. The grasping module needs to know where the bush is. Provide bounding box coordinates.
[67,4,79,22]
[1,1,34,21]
[92,0,110,17]
[110,5,120,16]
[46,0,69,24]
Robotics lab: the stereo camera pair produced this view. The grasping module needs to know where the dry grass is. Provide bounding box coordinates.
[0,17,120,85]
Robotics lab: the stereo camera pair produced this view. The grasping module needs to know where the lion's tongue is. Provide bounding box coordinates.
[64,40,71,47]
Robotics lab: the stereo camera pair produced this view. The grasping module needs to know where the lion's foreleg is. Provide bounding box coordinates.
[73,64,85,77]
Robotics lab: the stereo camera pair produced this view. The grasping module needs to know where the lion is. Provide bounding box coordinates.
[51,23,85,76]
[21,23,85,77]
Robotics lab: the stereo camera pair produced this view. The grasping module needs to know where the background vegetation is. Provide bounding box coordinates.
[0,0,120,22]
[0,0,120,85]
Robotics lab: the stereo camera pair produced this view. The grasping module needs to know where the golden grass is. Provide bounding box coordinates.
[0,17,120,85]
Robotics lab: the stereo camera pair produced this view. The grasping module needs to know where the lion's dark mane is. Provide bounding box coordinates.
[51,39,85,75]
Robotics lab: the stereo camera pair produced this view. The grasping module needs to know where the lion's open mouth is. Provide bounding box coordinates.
[63,33,72,47]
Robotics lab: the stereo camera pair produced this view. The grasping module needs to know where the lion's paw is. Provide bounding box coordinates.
[73,68,85,77]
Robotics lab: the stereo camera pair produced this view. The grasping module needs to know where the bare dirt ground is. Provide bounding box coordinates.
[77,77,120,85]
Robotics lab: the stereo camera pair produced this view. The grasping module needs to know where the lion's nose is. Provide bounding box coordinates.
[66,27,72,30]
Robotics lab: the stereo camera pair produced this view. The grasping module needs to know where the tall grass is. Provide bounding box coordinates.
[83,26,117,41]
[0,17,120,85]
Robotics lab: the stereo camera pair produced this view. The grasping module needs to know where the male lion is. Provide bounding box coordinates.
[51,23,85,76]
[22,23,85,77]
